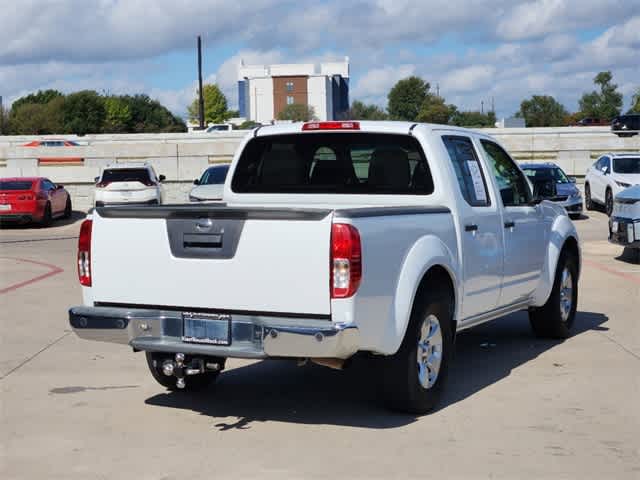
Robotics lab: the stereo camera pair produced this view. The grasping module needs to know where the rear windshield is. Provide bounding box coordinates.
[200,165,229,185]
[613,158,640,174]
[100,168,151,183]
[0,181,33,191]
[231,133,434,195]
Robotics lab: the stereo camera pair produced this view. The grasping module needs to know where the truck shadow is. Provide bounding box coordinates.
[145,310,608,430]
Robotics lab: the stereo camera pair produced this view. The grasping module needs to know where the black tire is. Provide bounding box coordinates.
[380,288,453,414]
[63,196,72,219]
[605,189,614,217]
[40,202,52,227]
[584,184,593,211]
[529,250,578,339]
[145,352,220,391]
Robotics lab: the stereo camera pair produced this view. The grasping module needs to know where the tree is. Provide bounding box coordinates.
[387,76,429,121]
[104,96,132,133]
[516,95,568,127]
[277,103,316,122]
[10,89,63,116]
[237,120,261,129]
[122,94,186,133]
[347,100,388,120]
[629,87,640,114]
[187,84,231,125]
[578,71,623,120]
[450,110,496,127]
[62,90,106,134]
[8,96,65,134]
[416,94,456,124]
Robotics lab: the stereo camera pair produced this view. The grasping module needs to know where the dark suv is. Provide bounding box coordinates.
[611,114,640,137]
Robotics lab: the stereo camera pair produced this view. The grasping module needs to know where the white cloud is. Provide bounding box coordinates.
[353,65,417,103]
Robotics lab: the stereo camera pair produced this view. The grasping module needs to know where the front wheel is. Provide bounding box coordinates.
[584,184,593,211]
[529,250,578,339]
[605,189,613,217]
[63,196,72,219]
[380,289,453,414]
[40,202,52,227]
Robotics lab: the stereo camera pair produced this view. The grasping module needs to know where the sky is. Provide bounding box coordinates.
[1,0,639,120]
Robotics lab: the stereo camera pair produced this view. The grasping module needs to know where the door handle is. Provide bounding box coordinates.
[504,221,515,229]
[464,224,479,232]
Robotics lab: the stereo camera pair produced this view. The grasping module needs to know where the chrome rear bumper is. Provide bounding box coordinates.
[68,306,360,359]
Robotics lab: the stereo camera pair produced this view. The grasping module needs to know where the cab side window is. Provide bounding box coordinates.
[480,140,531,206]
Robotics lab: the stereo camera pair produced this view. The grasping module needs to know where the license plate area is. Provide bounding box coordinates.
[182,312,231,345]
[0,204,11,211]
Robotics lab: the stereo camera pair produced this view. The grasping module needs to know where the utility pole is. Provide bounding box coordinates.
[491,96,495,113]
[436,83,440,97]
[0,95,3,134]
[481,100,484,114]
[197,36,205,130]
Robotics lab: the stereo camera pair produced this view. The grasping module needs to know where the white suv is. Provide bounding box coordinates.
[585,153,640,216]
[94,163,165,207]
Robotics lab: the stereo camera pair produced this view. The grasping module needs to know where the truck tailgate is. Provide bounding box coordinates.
[90,206,333,316]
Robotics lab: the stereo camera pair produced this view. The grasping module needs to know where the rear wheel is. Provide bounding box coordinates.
[605,188,614,217]
[63,196,72,219]
[529,250,578,339]
[584,184,593,211]
[145,352,220,391]
[40,202,52,227]
[380,288,453,414]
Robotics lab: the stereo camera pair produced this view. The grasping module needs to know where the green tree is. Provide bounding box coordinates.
[277,103,316,122]
[416,94,456,124]
[187,84,231,125]
[629,87,640,114]
[237,120,261,129]
[10,89,63,116]
[516,95,568,127]
[578,71,623,120]
[122,94,186,133]
[103,96,132,133]
[450,110,496,127]
[8,96,65,134]
[387,76,429,121]
[347,100,388,120]
[62,90,106,134]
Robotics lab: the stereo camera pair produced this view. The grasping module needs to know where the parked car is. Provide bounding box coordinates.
[93,162,165,207]
[609,185,640,261]
[611,114,640,137]
[521,163,582,218]
[574,117,608,126]
[23,140,79,147]
[585,153,640,216]
[0,177,71,226]
[69,121,580,414]
[189,164,230,202]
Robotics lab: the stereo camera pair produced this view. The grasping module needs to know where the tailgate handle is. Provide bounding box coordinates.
[183,233,223,249]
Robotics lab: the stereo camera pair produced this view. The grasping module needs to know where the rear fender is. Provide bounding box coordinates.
[531,214,580,306]
[382,235,459,355]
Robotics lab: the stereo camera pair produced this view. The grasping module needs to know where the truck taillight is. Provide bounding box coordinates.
[331,223,362,298]
[78,219,92,286]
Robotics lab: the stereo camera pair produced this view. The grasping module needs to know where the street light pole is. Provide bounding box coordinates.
[197,36,205,130]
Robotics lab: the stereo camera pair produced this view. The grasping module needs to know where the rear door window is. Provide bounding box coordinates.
[442,135,490,206]
[101,168,152,184]
[231,133,434,195]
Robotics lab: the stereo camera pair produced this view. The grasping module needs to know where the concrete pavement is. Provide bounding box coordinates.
[1,209,638,479]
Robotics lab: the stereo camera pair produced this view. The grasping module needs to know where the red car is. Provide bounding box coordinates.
[23,140,79,147]
[0,177,72,226]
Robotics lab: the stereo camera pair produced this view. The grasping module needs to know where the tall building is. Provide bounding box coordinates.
[238,57,349,124]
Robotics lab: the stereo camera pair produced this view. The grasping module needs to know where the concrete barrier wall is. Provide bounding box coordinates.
[1,127,638,211]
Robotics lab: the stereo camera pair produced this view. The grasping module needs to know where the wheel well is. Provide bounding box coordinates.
[561,236,580,277]
[415,265,456,334]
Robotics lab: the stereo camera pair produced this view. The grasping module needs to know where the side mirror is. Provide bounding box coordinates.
[601,166,609,175]
[568,176,577,183]
[158,174,166,182]
[56,184,64,189]
[94,177,99,183]
[193,179,200,185]
[532,178,557,203]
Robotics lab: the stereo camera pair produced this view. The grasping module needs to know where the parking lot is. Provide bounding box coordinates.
[1,209,639,479]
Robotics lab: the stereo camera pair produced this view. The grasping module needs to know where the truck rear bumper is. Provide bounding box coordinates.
[68,306,360,359]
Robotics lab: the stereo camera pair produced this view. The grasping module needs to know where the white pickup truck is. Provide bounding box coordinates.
[69,121,581,413]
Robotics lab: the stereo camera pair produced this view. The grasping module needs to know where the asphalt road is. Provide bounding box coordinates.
[1,209,639,479]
